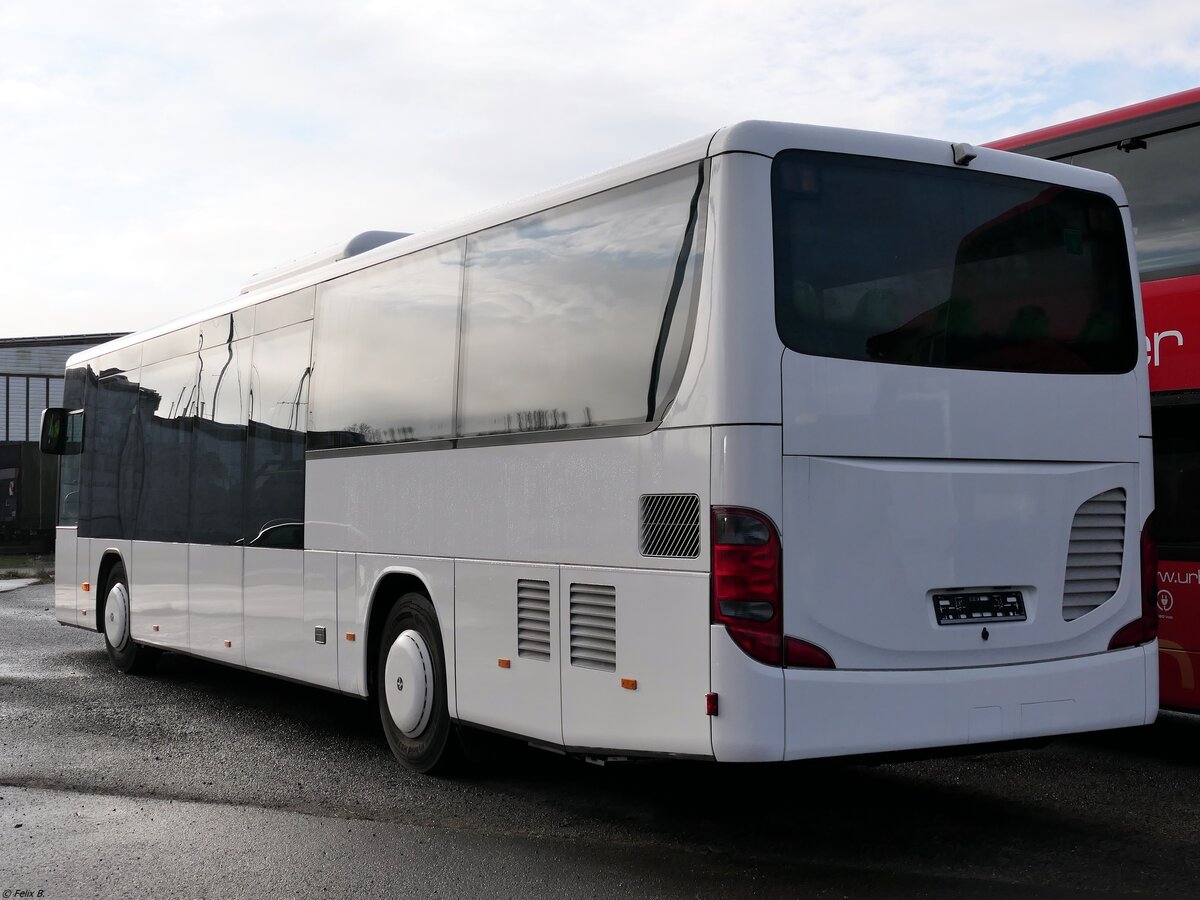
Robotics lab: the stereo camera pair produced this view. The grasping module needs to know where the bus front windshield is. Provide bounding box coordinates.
[772,150,1139,374]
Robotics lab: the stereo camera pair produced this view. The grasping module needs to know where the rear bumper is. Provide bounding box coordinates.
[710,626,1157,761]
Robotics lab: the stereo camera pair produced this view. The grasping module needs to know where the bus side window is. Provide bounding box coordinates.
[245,319,312,549]
[458,164,705,437]
[190,320,250,547]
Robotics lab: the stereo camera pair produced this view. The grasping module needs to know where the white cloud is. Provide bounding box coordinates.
[1,0,1198,338]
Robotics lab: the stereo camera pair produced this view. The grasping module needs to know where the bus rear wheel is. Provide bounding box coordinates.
[377,592,458,774]
[102,563,159,675]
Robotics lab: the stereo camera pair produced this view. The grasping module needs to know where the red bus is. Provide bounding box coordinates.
[991,88,1200,709]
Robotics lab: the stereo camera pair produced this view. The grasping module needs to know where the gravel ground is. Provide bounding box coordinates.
[3,582,1199,898]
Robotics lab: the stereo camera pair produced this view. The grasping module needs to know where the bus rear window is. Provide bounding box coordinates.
[772,150,1138,374]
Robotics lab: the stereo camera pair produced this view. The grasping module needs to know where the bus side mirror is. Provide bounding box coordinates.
[40,408,68,454]
[40,408,82,455]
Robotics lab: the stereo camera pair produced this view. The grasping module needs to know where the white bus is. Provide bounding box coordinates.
[42,121,1158,772]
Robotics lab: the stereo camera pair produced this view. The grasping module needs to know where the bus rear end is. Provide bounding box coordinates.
[702,124,1156,761]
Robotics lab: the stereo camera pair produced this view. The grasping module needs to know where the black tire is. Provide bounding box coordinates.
[101,563,160,675]
[376,592,459,774]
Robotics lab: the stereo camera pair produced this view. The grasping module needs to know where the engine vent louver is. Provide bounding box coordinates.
[639,493,701,558]
[517,579,552,661]
[1063,488,1127,621]
[569,583,616,671]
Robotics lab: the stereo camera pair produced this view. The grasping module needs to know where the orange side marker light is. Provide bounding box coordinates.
[81,582,90,592]
[345,632,356,642]
[498,658,511,669]
[621,678,638,691]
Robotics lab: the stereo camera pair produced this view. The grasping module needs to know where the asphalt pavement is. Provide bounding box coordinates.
[3,581,1199,898]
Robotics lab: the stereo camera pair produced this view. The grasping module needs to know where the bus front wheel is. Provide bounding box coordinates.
[377,592,458,774]
[102,563,159,675]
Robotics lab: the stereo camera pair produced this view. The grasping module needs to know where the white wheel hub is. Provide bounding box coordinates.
[104,582,130,651]
[384,629,434,737]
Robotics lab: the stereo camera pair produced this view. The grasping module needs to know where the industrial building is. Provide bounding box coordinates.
[1,333,125,546]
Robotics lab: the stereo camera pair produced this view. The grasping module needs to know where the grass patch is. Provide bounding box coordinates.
[0,554,52,568]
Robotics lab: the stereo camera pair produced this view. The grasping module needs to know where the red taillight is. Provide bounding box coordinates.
[1109,514,1159,651]
[785,636,835,669]
[711,507,834,669]
[712,507,783,665]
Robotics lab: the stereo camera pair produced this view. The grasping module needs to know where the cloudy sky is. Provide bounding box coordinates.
[2,0,1198,339]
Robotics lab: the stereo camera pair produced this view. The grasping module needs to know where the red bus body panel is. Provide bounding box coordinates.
[993,88,1200,711]
[1159,560,1200,709]
[1144,274,1200,393]
[988,87,1200,153]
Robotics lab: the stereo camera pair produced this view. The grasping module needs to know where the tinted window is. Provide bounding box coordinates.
[246,321,311,548]
[459,163,707,436]
[134,354,197,542]
[773,151,1138,374]
[1065,125,1200,280]
[254,289,314,335]
[94,344,142,378]
[201,312,249,347]
[191,332,250,545]
[78,354,144,539]
[141,326,200,368]
[1153,402,1200,560]
[310,242,461,449]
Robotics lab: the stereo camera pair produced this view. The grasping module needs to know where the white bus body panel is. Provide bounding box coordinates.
[306,429,711,570]
[783,456,1143,669]
[663,154,782,430]
[243,548,305,679]
[709,627,1154,762]
[781,355,1143,462]
[335,552,360,695]
[188,544,244,666]
[710,426,783,529]
[76,538,97,626]
[129,541,189,648]
[455,560,563,745]
[559,566,711,755]
[710,624,784,762]
[781,645,1155,759]
[309,428,712,754]
[54,527,77,626]
[301,551,339,691]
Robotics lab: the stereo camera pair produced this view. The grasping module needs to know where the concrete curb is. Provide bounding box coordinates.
[0,578,40,593]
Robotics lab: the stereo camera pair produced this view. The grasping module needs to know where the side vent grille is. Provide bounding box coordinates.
[569,583,616,671]
[517,579,552,661]
[639,493,701,558]
[1063,488,1126,621]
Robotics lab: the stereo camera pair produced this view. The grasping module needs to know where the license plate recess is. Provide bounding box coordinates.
[933,590,1026,626]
